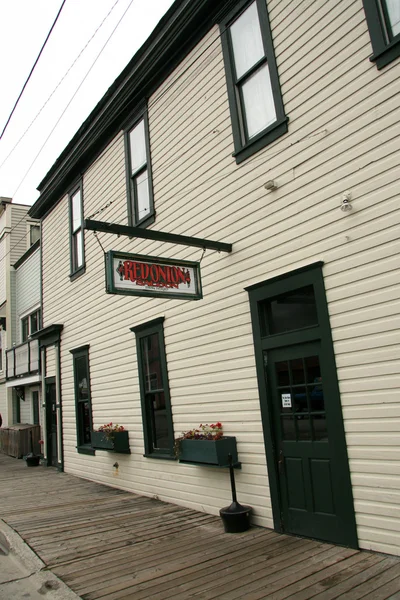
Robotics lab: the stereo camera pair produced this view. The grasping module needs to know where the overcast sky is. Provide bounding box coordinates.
[0,0,175,206]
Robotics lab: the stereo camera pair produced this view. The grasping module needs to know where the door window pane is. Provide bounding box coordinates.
[266,285,318,335]
[310,378,324,412]
[129,119,146,174]
[242,63,276,138]
[290,359,304,385]
[293,386,308,414]
[312,416,328,441]
[230,1,264,79]
[281,416,296,440]
[297,415,312,440]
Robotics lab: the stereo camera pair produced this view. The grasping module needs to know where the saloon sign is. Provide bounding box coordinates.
[105,251,202,300]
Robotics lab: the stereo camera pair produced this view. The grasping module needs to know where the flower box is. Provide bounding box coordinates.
[91,431,130,454]
[178,436,238,467]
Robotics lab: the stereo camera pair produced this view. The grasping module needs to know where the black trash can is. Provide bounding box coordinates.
[220,501,252,533]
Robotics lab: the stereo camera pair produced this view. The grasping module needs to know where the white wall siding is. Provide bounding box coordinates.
[45,346,56,378]
[15,248,41,345]
[10,205,29,266]
[40,0,400,555]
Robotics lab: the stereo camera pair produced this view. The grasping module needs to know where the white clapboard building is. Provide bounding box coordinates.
[29,0,400,555]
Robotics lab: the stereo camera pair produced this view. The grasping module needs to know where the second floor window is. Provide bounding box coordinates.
[29,224,40,246]
[69,184,85,277]
[21,308,41,342]
[125,113,154,227]
[220,0,287,163]
[363,0,400,68]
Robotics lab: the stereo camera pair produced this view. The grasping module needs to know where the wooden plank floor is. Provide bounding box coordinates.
[1,453,400,600]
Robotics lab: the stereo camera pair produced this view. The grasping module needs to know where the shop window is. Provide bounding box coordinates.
[70,345,94,455]
[69,182,85,279]
[131,318,174,458]
[362,0,400,68]
[220,0,288,164]
[21,308,41,342]
[125,111,154,228]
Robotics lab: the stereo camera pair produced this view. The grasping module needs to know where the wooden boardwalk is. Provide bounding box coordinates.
[1,453,400,600]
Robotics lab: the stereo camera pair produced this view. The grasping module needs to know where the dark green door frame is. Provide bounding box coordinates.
[246,262,358,548]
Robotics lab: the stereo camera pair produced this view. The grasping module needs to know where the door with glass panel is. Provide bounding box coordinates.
[248,267,358,547]
[266,342,348,544]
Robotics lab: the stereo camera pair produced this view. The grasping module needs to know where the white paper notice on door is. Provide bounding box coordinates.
[281,393,292,408]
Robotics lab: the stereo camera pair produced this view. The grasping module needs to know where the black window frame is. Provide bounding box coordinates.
[124,109,155,229]
[29,224,40,246]
[21,308,41,342]
[220,0,288,164]
[131,317,175,459]
[68,181,85,280]
[362,0,400,69]
[70,345,94,455]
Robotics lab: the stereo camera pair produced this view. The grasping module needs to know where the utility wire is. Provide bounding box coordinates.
[0,0,123,173]
[12,0,136,198]
[0,0,67,141]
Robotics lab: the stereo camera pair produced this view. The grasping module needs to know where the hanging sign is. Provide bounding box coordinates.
[105,251,202,300]
[281,393,292,408]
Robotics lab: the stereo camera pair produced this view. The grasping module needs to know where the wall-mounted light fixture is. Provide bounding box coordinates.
[264,180,278,191]
[340,191,352,212]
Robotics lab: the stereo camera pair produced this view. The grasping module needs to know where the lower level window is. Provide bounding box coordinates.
[70,345,94,453]
[131,318,174,457]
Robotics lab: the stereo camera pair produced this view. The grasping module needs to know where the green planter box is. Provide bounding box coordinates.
[178,437,238,467]
[91,431,130,454]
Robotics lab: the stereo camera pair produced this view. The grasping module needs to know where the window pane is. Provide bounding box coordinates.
[135,169,150,221]
[230,1,264,79]
[266,285,318,335]
[79,401,92,444]
[385,0,400,36]
[142,333,160,391]
[71,189,81,232]
[22,317,29,342]
[148,391,170,450]
[75,356,89,400]
[129,119,146,174]
[74,230,83,268]
[30,225,40,245]
[242,63,276,139]
[30,311,39,334]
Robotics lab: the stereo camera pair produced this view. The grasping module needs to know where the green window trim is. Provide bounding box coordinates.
[70,344,94,454]
[124,109,155,228]
[362,0,400,69]
[68,181,85,280]
[131,317,175,459]
[220,0,288,164]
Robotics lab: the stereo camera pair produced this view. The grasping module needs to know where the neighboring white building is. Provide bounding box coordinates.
[0,197,41,427]
[30,0,400,556]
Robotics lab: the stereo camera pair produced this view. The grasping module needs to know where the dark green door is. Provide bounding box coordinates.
[46,380,58,467]
[247,264,358,548]
[266,341,350,544]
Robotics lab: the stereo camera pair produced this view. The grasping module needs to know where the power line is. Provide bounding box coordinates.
[12,0,136,198]
[0,0,123,173]
[0,0,67,141]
